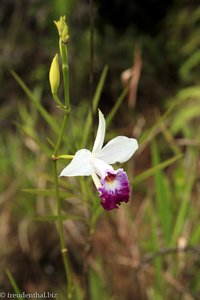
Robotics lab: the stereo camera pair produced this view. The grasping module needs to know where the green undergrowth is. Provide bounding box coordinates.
[1,9,200,300]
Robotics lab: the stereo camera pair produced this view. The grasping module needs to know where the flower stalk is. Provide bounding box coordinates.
[52,160,72,298]
[59,39,70,110]
[52,93,66,109]
[51,16,72,299]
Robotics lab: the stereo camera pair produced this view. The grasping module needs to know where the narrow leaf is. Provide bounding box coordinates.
[92,65,108,112]
[132,153,183,186]
[22,188,72,199]
[35,214,84,222]
[6,269,24,300]
[82,66,108,148]
[11,70,60,135]
[106,87,128,128]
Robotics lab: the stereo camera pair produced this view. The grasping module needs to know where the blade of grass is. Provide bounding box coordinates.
[171,103,200,134]
[92,65,108,112]
[89,269,106,300]
[132,153,183,186]
[139,102,177,146]
[170,151,196,246]
[6,269,24,300]
[160,122,181,155]
[22,188,72,199]
[16,123,52,156]
[81,66,108,148]
[106,87,128,128]
[81,110,92,148]
[35,214,85,222]
[150,211,164,299]
[151,140,172,243]
[11,70,60,135]
[140,86,200,147]
[190,224,200,245]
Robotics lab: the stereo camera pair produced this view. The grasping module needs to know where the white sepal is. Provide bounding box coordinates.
[59,149,92,177]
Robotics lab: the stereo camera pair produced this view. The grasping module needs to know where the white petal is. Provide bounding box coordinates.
[92,109,106,153]
[90,157,113,178]
[95,136,138,164]
[59,149,93,177]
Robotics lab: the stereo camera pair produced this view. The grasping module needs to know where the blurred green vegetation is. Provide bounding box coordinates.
[0,0,200,299]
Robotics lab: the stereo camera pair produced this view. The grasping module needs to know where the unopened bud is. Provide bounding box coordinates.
[49,54,60,94]
[54,16,69,44]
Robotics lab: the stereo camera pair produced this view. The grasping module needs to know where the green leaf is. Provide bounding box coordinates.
[6,269,24,300]
[35,214,84,222]
[171,103,200,134]
[92,65,108,112]
[132,153,183,186]
[150,212,164,299]
[190,224,200,245]
[177,86,200,100]
[179,50,200,81]
[16,123,52,156]
[106,87,128,128]
[89,269,107,300]
[22,188,72,199]
[151,140,172,243]
[170,152,196,246]
[11,70,60,135]
[81,66,108,148]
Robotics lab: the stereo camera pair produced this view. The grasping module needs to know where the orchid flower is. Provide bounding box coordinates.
[60,110,138,210]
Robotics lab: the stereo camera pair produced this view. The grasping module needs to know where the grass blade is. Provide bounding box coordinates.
[151,140,172,243]
[170,153,196,246]
[92,65,108,112]
[106,87,128,128]
[132,153,183,186]
[35,214,84,222]
[22,188,72,199]
[11,70,60,135]
[6,269,24,300]
[81,66,108,147]
[150,212,164,299]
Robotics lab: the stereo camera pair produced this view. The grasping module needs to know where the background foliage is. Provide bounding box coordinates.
[0,0,200,299]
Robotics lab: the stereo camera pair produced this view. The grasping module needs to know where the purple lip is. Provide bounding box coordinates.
[98,168,130,210]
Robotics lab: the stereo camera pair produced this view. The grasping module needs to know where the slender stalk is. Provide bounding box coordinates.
[53,160,72,298]
[54,112,68,155]
[60,39,70,110]
[83,3,94,300]
[52,35,72,298]
[52,111,71,298]
[52,93,66,109]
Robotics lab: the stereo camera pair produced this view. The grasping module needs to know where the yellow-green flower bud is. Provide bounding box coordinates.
[54,16,69,44]
[49,53,60,94]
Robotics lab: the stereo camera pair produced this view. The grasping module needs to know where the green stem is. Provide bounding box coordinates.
[59,39,70,109]
[52,38,72,298]
[52,93,66,109]
[53,111,71,298]
[54,112,68,156]
[53,160,72,298]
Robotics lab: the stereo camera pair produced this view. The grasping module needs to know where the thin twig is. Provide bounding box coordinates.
[141,245,200,266]
[106,244,200,270]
